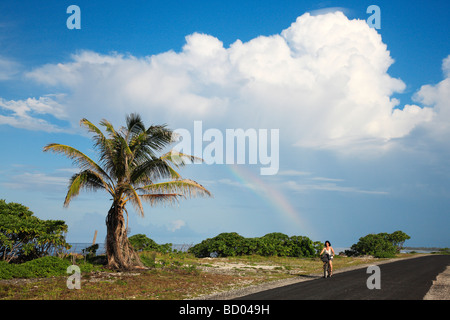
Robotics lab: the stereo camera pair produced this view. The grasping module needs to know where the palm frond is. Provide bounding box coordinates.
[64,170,113,207]
[139,193,182,206]
[125,113,145,142]
[139,179,212,198]
[119,183,144,217]
[102,124,133,181]
[130,157,174,185]
[161,150,204,168]
[79,118,114,169]
[43,143,113,185]
[99,119,117,139]
[44,114,212,219]
[80,118,109,147]
[144,124,173,152]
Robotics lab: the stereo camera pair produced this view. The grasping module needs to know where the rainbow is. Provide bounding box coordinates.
[227,164,316,239]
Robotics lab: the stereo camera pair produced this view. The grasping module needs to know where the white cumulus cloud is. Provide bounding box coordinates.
[168,219,186,232]
[0,94,69,132]
[412,55,450,141]
[2,11,443,151]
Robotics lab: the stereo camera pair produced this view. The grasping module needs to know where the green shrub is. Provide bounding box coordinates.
[0,200,71,262]
[437,248,450,255]
[372,251,396,258]
[188,232,316,258]
[16,256,71,278]
[191,235,260,257]
[312,241,324,256]
[76,260,98,273]
[81,244,99,259]
[346,231,410,258]
[255,233,291,256]
[0,256,99,279]
[0,261,15,279]
[188,232,247,258]
[290,236,316,257]
[129,234,173,254]
[139,252,157,268]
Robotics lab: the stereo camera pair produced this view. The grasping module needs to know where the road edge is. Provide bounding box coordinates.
[191,254,445,300]
[423,264,450,300]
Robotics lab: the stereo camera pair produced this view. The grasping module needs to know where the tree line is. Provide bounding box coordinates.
[1,198,412,263]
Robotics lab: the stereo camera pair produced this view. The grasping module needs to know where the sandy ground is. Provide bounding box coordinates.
[423,265,450,300]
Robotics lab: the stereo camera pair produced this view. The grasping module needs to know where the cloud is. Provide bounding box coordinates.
[2,171,69,191]
[277,170,312,176]
[168,219,186,232]
[443,55,450,78]
[0,166,79,193]
[211,168,388,196]
[308,7,352,17]
[0,94,70,132]
[0,55,20,80]
[283,179,388,195]
[4,11,443,152]
[412,54,450,143]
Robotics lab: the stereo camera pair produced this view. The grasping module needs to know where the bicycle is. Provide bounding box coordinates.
[321,253,332,278]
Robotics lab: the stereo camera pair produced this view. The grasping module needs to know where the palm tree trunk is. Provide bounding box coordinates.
[105,201,142,270]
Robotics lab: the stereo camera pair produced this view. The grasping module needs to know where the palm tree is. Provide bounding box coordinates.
[43,114,211,270]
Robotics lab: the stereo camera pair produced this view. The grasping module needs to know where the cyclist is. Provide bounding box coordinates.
[320,240,335,277]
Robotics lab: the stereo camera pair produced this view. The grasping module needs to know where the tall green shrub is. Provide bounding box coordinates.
[255,233,291,256]
[188,232,247,258]
[290,236,316,257]
[346,231,410,258]
[0,200,71,262]
[128,234,173,253]
[189,232,316,258]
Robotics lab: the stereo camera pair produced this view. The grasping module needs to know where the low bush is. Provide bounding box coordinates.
[0,261,15,280]
[188,232,248,258]
[129,234,173,253]
[0,256,98,280]
[346,231,410,258]
[188,232,316,258]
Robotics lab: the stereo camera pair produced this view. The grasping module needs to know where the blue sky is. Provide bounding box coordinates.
[0,0,449,248]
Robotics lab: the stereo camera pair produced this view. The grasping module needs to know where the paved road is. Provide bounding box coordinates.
[235,255,450,300]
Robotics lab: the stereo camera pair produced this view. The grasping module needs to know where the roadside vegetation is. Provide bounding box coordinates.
[3,199,447,300]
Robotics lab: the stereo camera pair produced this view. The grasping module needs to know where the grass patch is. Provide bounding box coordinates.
[0,268,249,300]
[0,256,100,280]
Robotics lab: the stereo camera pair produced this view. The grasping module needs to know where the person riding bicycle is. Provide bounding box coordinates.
[320,240,335,277]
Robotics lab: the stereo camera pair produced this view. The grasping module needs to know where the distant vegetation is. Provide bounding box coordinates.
[128,234,173,254]
[404,247,450,254]
[129,232,319,258]
[187,232,318,258]
[345,231,411,258]
[3,198,441,283]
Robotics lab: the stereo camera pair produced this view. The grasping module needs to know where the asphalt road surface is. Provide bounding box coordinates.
[235,255,450,300]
